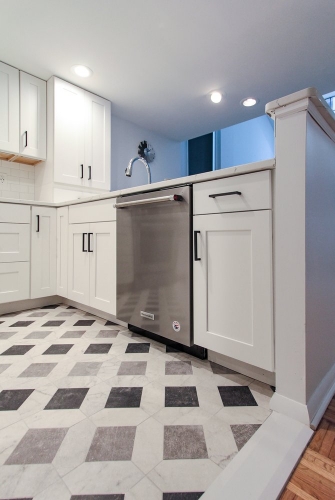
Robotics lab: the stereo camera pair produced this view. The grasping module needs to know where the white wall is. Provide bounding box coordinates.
[111,115,187,191]
[220,115,274,169]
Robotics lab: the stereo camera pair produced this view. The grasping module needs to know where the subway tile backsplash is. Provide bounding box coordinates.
[0,160,35,201]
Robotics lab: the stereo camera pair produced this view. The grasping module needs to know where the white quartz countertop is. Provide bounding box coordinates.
[0,158,275,207]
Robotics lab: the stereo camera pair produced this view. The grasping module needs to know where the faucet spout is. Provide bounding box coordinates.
[125,157,151,184]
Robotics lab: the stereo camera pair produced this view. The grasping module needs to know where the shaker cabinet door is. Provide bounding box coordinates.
[54,78,85,186]
[31,206,57,299]
[68,223,90,306]
[20,71,46,159]
[193,210,274,371]
[56,207,69,298]
[89,221,116,315]
[84,91,111,190]
[0,62,19,154]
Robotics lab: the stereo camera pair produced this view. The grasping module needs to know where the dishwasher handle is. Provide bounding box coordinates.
[114,194,183,209]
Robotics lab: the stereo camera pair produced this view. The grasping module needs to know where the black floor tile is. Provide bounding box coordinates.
[43,344,73,355]
[218,386,258,407]
[9,321,34,328]
[45,388,89,409]
[1,345,34,356]
[70,495,125,500]
[0,389,34,410]
[0,311,20,317]
[41,304,60,309]
[163,494,204,500]
[166,345,181,353]
[270,385,276,392]
[165,386,199,407]
[105,320,118,326]
[125,343,150,354]
[84,343,112,354]
[105,387,143,408]
[42,320,65,327]
[67,306,77,309]
[163,494,203,500]
[74,320,95,326]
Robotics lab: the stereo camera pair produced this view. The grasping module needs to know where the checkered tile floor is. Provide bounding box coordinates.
[0,304,273,499]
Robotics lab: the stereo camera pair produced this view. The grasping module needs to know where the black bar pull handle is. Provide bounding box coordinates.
[88,233,93,252]
[80,164,84,179]
[88,166,92,180]
[194,230,201,261]
[36,215,40,233]
[24,131,28,148]
[82,233,87,252]
[209,191,242,198]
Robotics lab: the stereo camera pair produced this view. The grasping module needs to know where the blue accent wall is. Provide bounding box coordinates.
[220,115,275,169]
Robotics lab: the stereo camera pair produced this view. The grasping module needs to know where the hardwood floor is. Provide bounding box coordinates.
[280,395,335,500]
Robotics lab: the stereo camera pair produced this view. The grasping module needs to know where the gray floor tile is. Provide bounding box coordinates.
[19,363,57,377]
[165,361,193,375]
[117,361,147,376]
[5,427,68,464]
[28,311,48,317]
[74,320,95,326]
[43,344,74,355]
[10,321,35,327]
[210,361,238,375]
[61,331,85,338]
[164,425,208,460]
[42,320,65,327]
[86,426,136,461]
[85,344,112,354]
[0,389,34,410]
[218,386,258,407]
[231,424,261,450]
[71,496,125,500]
[45,388,89,409]
[97,330,119,338]
[105,387,143,408]
[1,345,34,355]
[125,343,150,354]
[163,494,204,500]
[25,331,52,339]
[0,363,11,374]
[0,331,17,340]
[68,362,102,376]
[165,387,199,407]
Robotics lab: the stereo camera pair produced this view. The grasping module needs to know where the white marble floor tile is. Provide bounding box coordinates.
[132,417,164,474]
[0,464,61,499]
[125,476,162,500]
[33,477,72,499]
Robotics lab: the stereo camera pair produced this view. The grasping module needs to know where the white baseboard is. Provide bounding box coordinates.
[202,411,313,500]
[270,393,310,426]
[0,295,60,315]
[307,361,335,429]
[208,350,276,386]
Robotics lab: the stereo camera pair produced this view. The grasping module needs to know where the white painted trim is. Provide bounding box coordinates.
[61,297,127,327]
[202,412,313,500]
[308,361,335,430]
[208,350,275,386]
[270,392,310,426]
[307,100,335,144]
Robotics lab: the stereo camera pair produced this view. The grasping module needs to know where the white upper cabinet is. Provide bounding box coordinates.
[84,91,111,190]
[53,78,85,186]
[20,71,46,160]
[51,77,111,191]
[0,62,19,153]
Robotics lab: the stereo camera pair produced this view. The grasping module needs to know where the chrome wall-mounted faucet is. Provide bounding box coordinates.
[125,157,151,184]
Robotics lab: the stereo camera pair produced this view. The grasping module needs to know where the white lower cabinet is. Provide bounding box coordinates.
[0,262,30,304]
[31,206,57,299]
[193,210,274,371]
[68,221,116,315]
[56,207,69,297]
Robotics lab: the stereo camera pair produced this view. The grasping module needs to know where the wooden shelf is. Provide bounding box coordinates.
[0,152,43,166]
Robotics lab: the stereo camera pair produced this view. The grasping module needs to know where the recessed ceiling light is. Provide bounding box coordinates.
[71,65,93,78]
[210,91,222,104]
[241,97,258,107]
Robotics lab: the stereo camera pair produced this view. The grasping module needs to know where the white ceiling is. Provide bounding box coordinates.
[1,0,335,141]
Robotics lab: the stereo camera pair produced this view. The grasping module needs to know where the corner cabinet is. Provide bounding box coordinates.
[193,171,274,372]
[51,77,111,190]
[31,206,57,298]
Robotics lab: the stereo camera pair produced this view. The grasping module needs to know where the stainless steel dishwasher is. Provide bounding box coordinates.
[115,185,193,347]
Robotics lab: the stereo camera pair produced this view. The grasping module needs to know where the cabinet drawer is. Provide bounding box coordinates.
[69,198,116,223]
[0,203,30,223]
[0,262,30,304]
[193,170,272,215]
[0,223,30,262]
